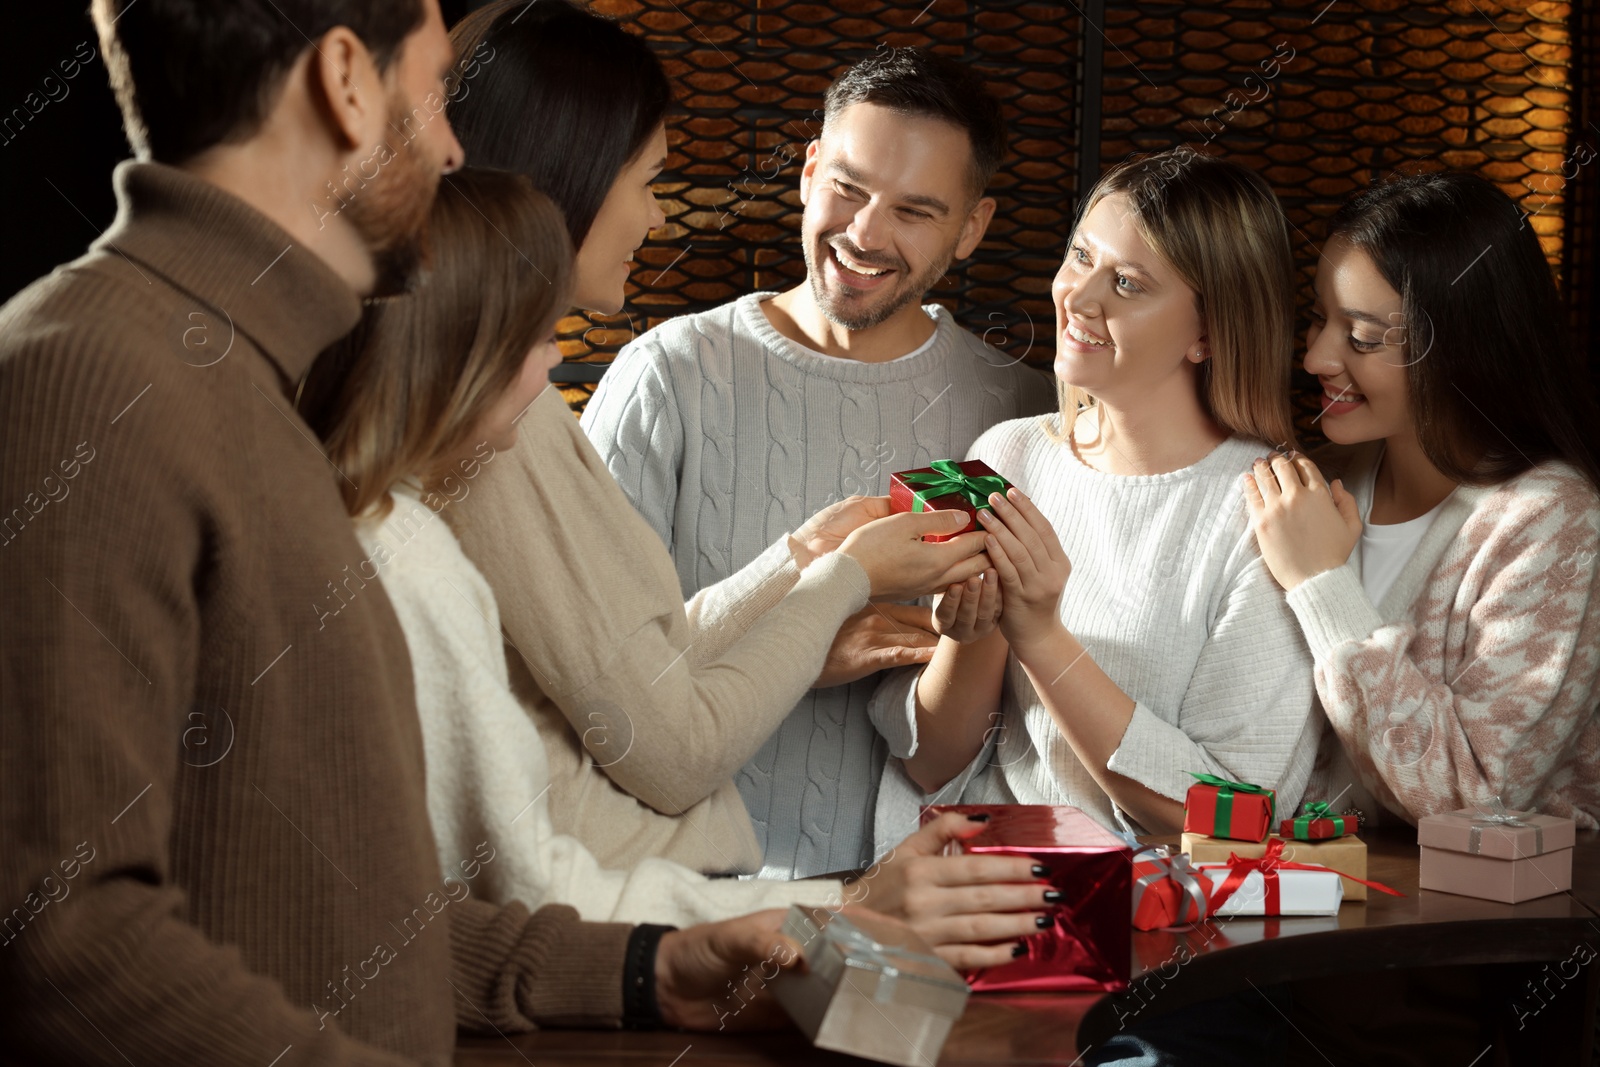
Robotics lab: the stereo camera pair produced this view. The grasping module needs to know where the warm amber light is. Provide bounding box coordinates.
[556,1,1586,417]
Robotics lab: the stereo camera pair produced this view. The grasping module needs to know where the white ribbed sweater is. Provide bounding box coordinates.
[871,412,1319,843]
[357,481,845,926]
[582,292,1056,877]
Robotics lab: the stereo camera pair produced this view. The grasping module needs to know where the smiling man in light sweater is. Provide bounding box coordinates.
[582,48,1055,879]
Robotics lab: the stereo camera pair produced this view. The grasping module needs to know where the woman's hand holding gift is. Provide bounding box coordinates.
[790,494,892,566]
[790,493,992,600]
[975,489,1071,656]
[1242,454,1362,590]
[846,811,1054,970]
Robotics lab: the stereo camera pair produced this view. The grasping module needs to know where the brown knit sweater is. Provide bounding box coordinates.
[0,162,632,1066]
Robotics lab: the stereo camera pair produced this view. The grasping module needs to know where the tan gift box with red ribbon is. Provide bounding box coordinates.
[1182,832,1373,901]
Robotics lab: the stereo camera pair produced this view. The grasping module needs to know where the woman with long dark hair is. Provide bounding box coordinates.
[1245,171,1600,827]
[447,0,671,310]
[435,0,1044,906]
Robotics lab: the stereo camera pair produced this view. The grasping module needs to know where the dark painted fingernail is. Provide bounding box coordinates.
[1034,914,1052,929]
[1011,941,1029,958]
[1031,864,1051,878]
[966,813,991,823]
[1043,889,1064,904]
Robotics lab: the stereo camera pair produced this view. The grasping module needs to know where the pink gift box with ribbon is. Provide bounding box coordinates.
[1416,799,1575,903]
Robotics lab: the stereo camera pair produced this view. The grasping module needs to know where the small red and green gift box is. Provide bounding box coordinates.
[888,460,1012,543]
[1181,771,1276,843]
[1281,801,1358,841]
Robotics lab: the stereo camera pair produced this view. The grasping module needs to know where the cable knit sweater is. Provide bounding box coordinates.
[870,411,1319,844]
[581,292,1056,877]
[1295,442,1600,829]
[452,386,872,876]
[357,482,845,925]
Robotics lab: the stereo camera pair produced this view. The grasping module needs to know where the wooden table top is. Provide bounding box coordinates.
[1569,826,1600,919]
[457,826,1600,1065]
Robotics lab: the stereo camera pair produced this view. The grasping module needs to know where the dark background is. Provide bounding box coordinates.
[5,1,1595,433]
[0,2,481,305]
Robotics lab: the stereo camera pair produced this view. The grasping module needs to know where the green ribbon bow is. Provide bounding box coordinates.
[901,460,1009,511]
[1189,771,1276,837]
[1290,801,1350,840]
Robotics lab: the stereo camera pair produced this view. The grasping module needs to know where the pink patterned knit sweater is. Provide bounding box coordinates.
[1294,443,1600,829]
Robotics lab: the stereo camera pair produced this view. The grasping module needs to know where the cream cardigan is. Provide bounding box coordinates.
[359,477,846,923]
[451,386,873,874]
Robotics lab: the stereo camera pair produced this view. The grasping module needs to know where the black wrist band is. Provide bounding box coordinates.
[622,923,675,1030]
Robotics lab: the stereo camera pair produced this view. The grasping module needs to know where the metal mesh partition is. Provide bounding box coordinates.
[555,0,1083,409]
[1091,0,1586,437]
[552,0,1594,426]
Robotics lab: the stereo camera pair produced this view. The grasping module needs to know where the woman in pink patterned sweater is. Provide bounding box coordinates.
[1243,172,1600,829]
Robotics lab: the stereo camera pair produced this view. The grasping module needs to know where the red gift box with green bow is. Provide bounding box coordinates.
[888,460,1012,543]
[1281,801,1357,841]
[1182,772,1276,843]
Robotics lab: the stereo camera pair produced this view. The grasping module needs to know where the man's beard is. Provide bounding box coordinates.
[345,98,441,297]
[803,231,955,332]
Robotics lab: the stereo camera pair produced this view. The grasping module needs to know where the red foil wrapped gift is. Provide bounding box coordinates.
[1181,772,1276,843]
[888,460,1011,543]
[922,804,1131,992]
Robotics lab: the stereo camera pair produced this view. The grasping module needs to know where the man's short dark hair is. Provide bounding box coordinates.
[822,46,1008,200]
[92,0,427,164]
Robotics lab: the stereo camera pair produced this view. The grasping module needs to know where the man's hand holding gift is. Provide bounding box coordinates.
[816,603,940,688]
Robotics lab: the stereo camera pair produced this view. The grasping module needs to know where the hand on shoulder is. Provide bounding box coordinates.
[1243,453,1362,590]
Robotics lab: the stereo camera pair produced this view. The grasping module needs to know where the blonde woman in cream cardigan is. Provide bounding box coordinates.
[1245,173,1600,829]
[305,170,1054,963]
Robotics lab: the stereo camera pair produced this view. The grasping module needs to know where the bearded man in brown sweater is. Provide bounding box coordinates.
[0,2,810,1062]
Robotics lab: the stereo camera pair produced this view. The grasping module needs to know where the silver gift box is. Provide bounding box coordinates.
[771,906,970,1067]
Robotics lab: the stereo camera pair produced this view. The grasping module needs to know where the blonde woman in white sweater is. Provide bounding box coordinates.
[303,169,1057,966]
[873,150,1318,842]
[1244,173,1600,829]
